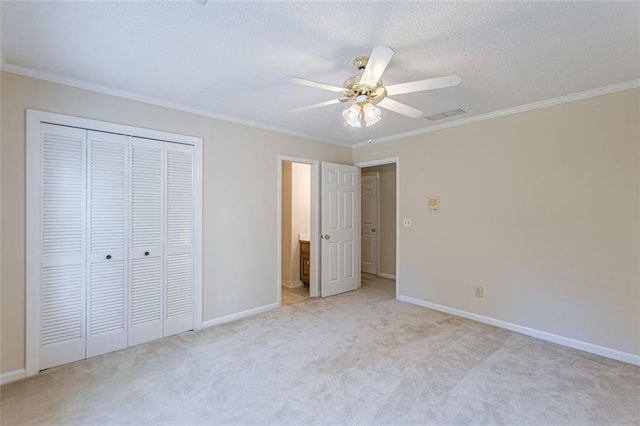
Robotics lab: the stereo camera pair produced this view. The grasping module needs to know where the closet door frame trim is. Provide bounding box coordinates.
[26,109,203,377]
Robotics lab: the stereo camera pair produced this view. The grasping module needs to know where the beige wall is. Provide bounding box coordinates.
[0,71,351,374]
[281,163,293,282]
[281,162,310,284]
[354,88,640,356]
[290,163,311,283]
[362,164,396,276]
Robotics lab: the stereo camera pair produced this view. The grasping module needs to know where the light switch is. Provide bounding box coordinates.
[402,218,412,227]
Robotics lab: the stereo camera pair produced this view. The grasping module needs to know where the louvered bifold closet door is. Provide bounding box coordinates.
[39,124,87,370]
[164,143,195,336]
[86,131,128,357]
[129,138,164,346]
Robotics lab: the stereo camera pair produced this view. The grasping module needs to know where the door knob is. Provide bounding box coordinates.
[106,255,112,260]
[371,228,376,232]
[144,251,150,256]
[323,234,330,240]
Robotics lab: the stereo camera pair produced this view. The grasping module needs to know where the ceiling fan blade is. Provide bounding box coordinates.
[290,98,341,112]
[360,45,394,87]
[285,76,345,93]
[386,75,462,96]
[377,98,423,118]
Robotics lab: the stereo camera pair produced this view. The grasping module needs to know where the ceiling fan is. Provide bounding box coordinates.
[287,46,462,128]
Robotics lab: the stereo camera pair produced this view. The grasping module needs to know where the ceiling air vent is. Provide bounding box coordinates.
[426,108,466,121]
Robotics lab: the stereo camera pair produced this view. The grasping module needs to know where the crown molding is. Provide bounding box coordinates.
[2,62,637,150]
[0,62,351,148]
[353,79,640,148]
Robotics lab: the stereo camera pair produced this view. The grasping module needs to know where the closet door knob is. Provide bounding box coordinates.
[144,251,150,256]
[106,255,112,260]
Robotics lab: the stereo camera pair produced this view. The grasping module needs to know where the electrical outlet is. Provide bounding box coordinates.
[402,218,412,227]
[474,286,484,298]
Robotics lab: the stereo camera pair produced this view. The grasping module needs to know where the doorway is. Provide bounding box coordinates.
[280,159,313,305]
[358,160,398,296]
[276,156,396,303]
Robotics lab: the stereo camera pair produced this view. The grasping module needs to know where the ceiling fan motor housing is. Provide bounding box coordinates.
[353,55,369,70]
[341,74,387,104]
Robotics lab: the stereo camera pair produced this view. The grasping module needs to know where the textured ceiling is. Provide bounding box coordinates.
[1,1,639,146]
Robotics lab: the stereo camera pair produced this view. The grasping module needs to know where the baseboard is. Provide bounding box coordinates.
[377,272,396,280]
[282,280,303,289]
[0,369,26,385]
[201,302,280,329]
[397,295,640,366]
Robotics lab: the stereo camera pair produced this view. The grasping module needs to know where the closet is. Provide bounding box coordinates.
[31,118,198,371]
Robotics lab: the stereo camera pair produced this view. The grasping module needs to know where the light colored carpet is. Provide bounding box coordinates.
[2,276,639,425]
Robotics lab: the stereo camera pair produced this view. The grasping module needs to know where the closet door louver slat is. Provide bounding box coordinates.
[129,138,164,346]
[86,131,128,357]
[164,145,194,336]
[39,124,87,370]
[130,257,162,326]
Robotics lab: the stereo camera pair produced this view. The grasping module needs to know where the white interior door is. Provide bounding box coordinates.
[129,137,164,346]
[361,172,379,274]
[321,162,360,297]
[164,143,195,336]
[39,124,87,370]
[86,131,128,357]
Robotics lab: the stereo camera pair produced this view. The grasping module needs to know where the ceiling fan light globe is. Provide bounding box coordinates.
[362,102,378,118]
[343,115,362,128]
[343,103,363,127]
[362,102,382,127]
[365,116,381,127]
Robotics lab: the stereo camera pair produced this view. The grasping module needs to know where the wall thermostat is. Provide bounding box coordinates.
[427,196,440,213]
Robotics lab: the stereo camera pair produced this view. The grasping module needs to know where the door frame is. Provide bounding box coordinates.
[277,156,320,301]
[354,157,400,299]
[360,170,380,275]
[26,109,203,377]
